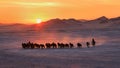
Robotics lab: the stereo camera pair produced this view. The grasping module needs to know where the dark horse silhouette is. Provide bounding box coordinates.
[57,43,62,48]
[39,44,45,49]
[51,42,57,48]
[45,43,51,48]
[86,42,90,48]
[64,43,69,48]
[77,43,82,48]
[22,43,28,49]
[69,43,74,48]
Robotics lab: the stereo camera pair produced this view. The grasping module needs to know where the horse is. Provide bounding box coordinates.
[86,42,90,48]
[51,42,57,48]
[77,43,82,48]
[39,44,45,49]
[45,43,51,48]
[69,43,74,48]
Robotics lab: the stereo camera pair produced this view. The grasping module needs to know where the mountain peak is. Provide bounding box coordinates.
[63,18,82,23]
[96,16,108,21]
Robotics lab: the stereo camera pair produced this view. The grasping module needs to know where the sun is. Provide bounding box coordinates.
[36,18,42,24]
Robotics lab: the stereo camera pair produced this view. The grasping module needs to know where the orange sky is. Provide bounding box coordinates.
[0,0,120,24]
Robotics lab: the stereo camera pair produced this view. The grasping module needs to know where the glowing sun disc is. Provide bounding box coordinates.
[36,18,42,24]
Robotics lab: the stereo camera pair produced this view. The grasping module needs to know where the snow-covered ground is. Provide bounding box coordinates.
[0,25,120,68]
[0,41,120,68]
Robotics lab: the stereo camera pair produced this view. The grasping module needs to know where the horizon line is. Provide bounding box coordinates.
[0,15,120,24]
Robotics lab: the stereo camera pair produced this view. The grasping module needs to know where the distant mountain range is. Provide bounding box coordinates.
[39,16,120,25]
[0,16,120,32]
[35,16,120,29]
[1,16,120,25]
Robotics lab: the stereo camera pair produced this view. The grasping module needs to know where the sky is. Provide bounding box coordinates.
[0,0,120,24]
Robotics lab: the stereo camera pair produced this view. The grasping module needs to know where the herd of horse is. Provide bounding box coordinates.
[22,38,96,49]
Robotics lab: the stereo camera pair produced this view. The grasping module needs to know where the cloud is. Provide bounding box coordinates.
[13,2,61,7]
[0,1,62,7]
